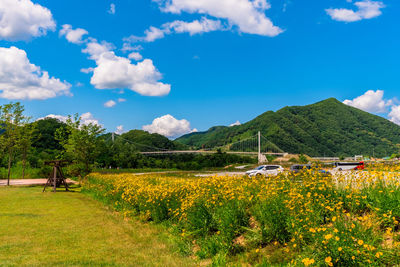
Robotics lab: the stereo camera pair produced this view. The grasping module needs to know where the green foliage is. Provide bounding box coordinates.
[56,114,105,177]
[298,154,308,164]
[176,98,400,157]
[252,196,291,244]
[83,168,400,265]
[0,102,29,181]
[31,117,67,156]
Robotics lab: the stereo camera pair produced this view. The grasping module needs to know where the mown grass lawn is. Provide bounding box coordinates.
[0,186,195,266]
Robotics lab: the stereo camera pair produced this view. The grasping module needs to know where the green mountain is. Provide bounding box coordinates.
[176,98,400,157]
[104,130,187,152]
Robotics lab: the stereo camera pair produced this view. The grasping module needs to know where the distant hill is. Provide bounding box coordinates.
[104,130,187,152]
[176,98,400,157]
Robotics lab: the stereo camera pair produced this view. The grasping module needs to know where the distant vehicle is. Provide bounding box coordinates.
[290,164,331,176]
[246,165,284,177]
[290,164,311,173]
[332,161,365,172]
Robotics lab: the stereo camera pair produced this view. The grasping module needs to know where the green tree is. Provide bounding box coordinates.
[0,103,27,185]
[56,114,104,177]
[18,122,35,179]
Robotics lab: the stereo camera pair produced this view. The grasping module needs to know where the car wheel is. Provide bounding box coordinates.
[256,173,263,178]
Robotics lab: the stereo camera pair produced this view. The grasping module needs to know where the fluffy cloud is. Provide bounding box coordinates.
[60,25,171,97]
[132,26,166,42]
[0,0,55,41]
[326,0,385,22]
[115,125,125,134]
[80,112,100,126]
[118,98,126,102]
[129,17,223,42]
[389,106,400,125]
[229,120,241,126]
[121,43,143,53]
[142,114,197,138]
[37,112,100,126]
[59,24,88,44]
[80,67,94,74]
[0,46,71,100]
[82,38,115,60]
[38,114,68,123]
[153,0,282,36]
[89,50,171,96]
[104,100,116,108]
[108,3,116,15]
[128,52,143,61]
[343,90,390,113]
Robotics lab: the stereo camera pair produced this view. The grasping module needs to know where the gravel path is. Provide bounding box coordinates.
[0,179,77,186]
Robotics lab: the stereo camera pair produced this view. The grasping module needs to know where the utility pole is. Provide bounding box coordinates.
[258,131,261,164]
[112,132,115,144]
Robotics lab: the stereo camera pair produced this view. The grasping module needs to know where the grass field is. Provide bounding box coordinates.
[0,186,195,266]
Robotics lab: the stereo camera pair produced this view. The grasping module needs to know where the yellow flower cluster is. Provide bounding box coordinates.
[83,165,400,265]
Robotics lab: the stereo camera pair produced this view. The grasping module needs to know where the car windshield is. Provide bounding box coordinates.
[255,166,265,170]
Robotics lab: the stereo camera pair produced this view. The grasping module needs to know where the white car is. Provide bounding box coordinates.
[332,162,365,172]
[246,165,284,177]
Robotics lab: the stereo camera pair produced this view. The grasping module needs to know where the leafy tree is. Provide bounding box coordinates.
[31,118,66,153]
[18,121,35,179]
[0,103,27,185]
[56,114,104,177]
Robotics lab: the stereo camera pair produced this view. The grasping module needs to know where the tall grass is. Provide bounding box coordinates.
[0,162,48,179]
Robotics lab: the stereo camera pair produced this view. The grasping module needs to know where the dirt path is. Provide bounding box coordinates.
[0,179,77,186]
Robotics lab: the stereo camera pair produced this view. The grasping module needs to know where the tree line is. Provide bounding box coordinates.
[0,102,255,181]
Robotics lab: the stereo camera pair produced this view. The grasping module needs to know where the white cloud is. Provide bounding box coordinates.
[133,26,166,42]
[118,98,126,102]
[127,17,223,43]
[37,112,100,126]
[89,50,170,96]
[0,0,55,41]
[128,52,143,61]
[142,114,196,138]
[82,38,115,60]
[108,3,116,15]
[60,26,171,97]
[326,0,385,22]
[59,24,88,44]
[167,17,223,35]
[389,106,400,125]
[115,125,125,134]
[80,67,94,74]
[38,114,68,123]
[0,46,71,100]
[153,0,283,36]
[104,100,116,108]
[343,90,391,113]
[80,112,100,126]
[121,43,143,53]
[229,120,241,126]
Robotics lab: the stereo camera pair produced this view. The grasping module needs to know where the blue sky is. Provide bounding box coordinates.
[0,0,399,138]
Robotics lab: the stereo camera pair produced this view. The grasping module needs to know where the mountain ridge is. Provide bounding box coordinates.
[176,98,400,157]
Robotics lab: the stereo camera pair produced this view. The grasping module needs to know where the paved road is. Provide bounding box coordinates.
[195,172,246,177]
[0,179,77,186]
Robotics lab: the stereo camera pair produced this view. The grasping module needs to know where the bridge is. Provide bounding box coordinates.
[140,150,287,157]
[110,131,287,163]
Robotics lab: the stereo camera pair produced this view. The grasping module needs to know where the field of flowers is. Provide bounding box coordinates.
[83,164,400,266]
